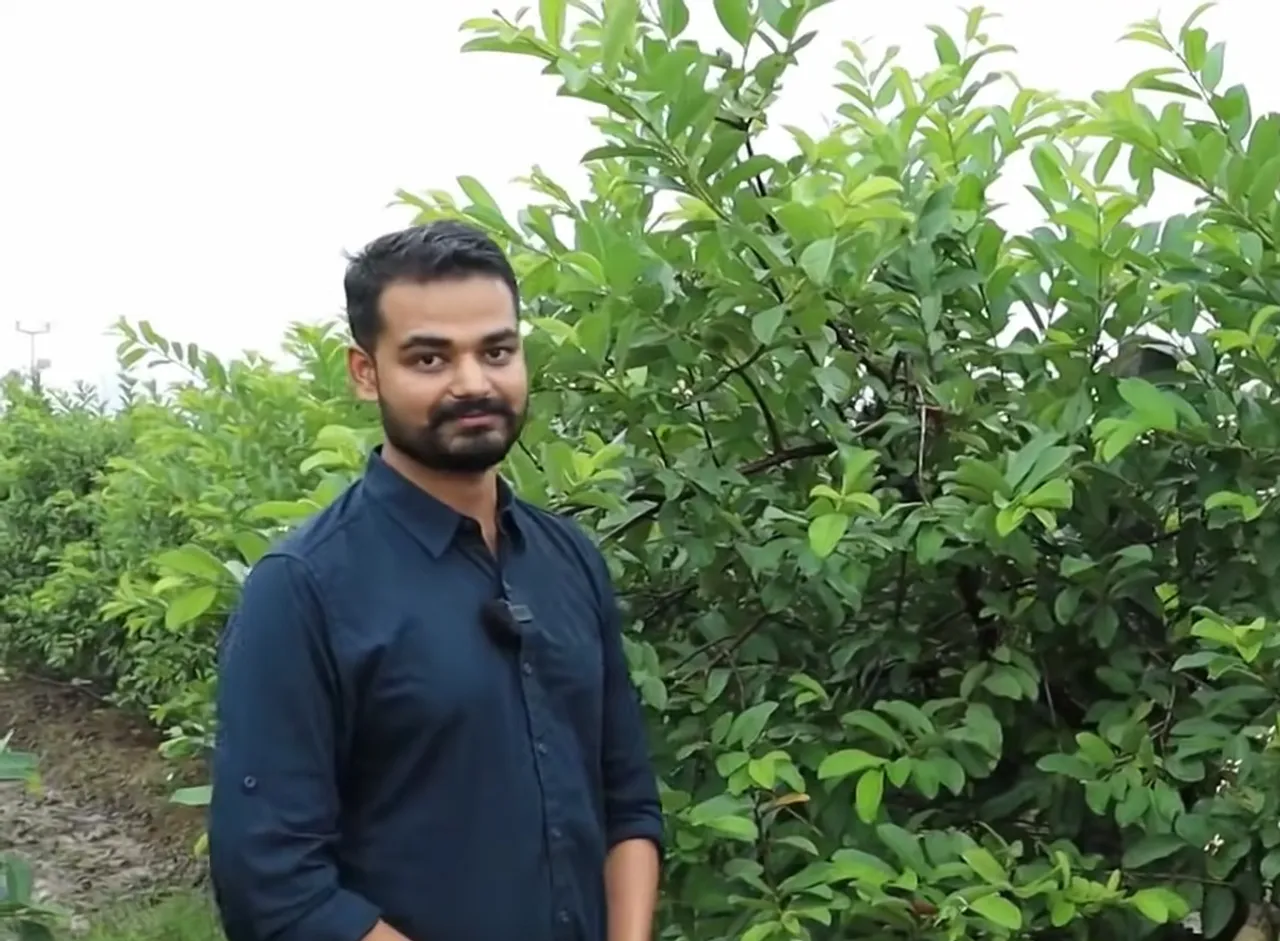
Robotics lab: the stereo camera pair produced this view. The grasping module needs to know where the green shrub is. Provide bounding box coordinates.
[6,3,1280,940]
[0,376,125,680]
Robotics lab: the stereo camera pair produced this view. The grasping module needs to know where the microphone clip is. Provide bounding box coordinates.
[481,598,533,649]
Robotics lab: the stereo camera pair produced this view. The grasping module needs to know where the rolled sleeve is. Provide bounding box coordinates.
[208,552,380,941]
[592,552,665,855]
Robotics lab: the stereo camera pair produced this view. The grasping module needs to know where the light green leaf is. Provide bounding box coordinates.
[848,176,903,203]
[155,544,230,583]
[817,748,886,781]
[855,768,884,823]
[751,306,786,344]
[703,814,759,841]
[164,585,219,630]
[657,0,689,36]
[808,512,849,558]
[713,0,753,45]
[962,846,1009,885]
[799,237,837,284]
[600,0,639,71]
[539,0,566,45]
[969,894,1022,930]
[729,701,779,747]
[170,785,213,806]
[1118,377,1178,431]
[1129,888,1170,924]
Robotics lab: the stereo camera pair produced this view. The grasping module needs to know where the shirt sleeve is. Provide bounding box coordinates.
[589,547,665,855]
[208,552,381,941]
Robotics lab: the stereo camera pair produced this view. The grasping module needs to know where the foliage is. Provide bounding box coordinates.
[4,2,1280,940]
[0,731,60,941]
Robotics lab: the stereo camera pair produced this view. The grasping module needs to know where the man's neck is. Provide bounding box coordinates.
[381,442,499,540]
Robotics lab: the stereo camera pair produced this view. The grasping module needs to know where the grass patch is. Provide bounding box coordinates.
[82,889,223,941]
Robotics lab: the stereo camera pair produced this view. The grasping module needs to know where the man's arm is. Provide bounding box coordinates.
[592,551,664,941]
[208,552,400,941]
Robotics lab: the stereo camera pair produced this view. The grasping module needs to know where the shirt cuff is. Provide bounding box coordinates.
[607,816,665,857]
[282,888,382,941]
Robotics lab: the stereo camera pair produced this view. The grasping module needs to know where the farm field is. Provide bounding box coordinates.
[0,675,216,938]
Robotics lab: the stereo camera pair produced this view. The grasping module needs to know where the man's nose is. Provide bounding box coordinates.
[449,354,491,398]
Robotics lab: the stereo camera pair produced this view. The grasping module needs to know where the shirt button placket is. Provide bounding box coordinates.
[522,664,571,939]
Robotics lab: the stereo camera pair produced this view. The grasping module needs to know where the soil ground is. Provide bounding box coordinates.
[0,672,210,932]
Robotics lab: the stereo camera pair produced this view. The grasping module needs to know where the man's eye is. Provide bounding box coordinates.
[486,347,515,363]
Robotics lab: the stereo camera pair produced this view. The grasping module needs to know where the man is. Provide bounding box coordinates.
[208,220,663,941]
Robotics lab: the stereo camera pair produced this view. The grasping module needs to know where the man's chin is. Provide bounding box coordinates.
[431,441,514,475]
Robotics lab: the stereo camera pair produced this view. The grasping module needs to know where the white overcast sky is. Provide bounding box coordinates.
[3,0,1278,393]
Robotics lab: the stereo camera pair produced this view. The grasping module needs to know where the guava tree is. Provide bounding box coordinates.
[389,3,1277,939]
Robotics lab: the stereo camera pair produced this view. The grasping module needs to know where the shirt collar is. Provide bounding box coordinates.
[361,445,525,558]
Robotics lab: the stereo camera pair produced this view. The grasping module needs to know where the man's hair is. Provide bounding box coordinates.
[342,219,520,351]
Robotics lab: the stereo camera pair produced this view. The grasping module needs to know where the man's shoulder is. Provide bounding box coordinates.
[513,498,610,577]
[255,479,369,581]
[515,497,601,550]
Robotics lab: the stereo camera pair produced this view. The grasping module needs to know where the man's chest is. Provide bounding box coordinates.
[335,549,607,745]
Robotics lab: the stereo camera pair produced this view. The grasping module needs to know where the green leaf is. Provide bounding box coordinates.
[1095,139,1123,182]
[1202,885,1236,937]
[600,0,639,71]
[1117,377,1178,431]
[164,585,219,630]
[855,768,884,823]
[751,306,786,344]
[729,701,779,747]
[539,0,566,46]
[1122,833,1185,868]
[1261,848,1280,883]
[657,0,689,37]
[841,710,908,749]
[875,823,929,873]
[969,894,1022,930]
[799,237,836,284]
[703,814,759,841]
[817,749,886,781]
[1129,887,1188,924]
[170,785,213,806]
[848,176,903,202]
[1036,753,1095,780]
[155,544,230,583]
[713,0,753,45]
[963,846,1009,885]
[808,512,849,558]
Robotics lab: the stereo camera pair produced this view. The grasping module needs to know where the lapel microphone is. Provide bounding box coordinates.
[480,597,534,649]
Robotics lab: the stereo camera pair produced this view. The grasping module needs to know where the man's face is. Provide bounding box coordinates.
[348,275,528,474]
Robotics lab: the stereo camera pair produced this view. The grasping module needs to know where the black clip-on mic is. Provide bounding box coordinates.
[481,597,534,650]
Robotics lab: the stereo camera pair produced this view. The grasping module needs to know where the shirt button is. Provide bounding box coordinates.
[521,661,532,676]
[558,910,571,923]
[550,826,562,839]
[536,741,548,755]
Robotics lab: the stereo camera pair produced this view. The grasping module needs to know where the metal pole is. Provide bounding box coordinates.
[14,321,51,378]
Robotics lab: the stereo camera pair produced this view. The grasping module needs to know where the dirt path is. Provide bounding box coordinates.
[0,673,208,928]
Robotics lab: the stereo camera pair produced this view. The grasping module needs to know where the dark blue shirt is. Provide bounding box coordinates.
[208,448,662,941]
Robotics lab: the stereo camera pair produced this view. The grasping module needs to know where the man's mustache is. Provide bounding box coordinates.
[430,398,514,428]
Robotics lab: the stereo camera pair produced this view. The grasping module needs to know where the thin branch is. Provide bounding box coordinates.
[603,441,837,543]
[736,369,785,453]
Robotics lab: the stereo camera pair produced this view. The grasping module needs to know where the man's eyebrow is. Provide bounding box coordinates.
[398,328,520,352]
[399,334,451,352]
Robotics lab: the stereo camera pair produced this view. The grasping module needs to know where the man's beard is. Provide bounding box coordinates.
[378,395,524,474]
